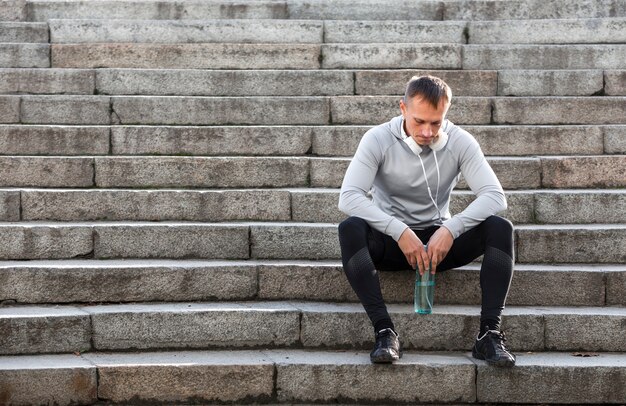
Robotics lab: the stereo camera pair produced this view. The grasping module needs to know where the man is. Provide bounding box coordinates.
[337,75,516,367]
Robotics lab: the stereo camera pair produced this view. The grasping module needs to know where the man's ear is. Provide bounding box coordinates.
[399,98,407,117]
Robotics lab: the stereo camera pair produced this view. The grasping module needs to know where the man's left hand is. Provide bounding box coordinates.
[427,227,453,274]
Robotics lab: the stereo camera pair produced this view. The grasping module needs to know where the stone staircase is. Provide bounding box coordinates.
[0,0,625,404]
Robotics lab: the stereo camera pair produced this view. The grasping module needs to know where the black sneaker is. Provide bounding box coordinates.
[370,328,402,364]
[472,329,516,367]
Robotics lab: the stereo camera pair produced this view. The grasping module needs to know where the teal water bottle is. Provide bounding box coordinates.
[414,245,435,314]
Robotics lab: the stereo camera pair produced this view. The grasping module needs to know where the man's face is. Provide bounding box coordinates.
[400,96,450,146]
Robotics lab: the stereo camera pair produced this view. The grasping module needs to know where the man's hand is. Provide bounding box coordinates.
[398,228,429,275]
[427,226,454,274]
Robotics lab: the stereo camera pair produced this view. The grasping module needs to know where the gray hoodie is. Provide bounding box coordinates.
[338,115,507,241]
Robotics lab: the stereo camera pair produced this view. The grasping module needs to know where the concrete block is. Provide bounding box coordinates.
[324,20,465,43]
[497,70,604,96]
[0,261,258,303]
[605,70,626,95]
[464,45,626,69]
[0,224,93,260]
[535,191,626,223]
[0,125,108,155]
[469,18,626,44]
[0,22,48,42]
[0,190,20,221]
[50,19,322,43]
[95,157,309,188]
[451,191,535,224]
[0,96,20,123]
[0,68,95,95]
[322,44,462,69]
[21,95,110,125]
[0,307,91,354]
[0,157,93,187]
[287,0,442,20]
[85,351,274,404]
[310,125,369,156]
[111,125,312,156]
[310,157,348,188]
[88,302,300,350]
[458,158,542,190]
[604,125,626,153]
[97,69,352,96]
[251,223,340,259]
[493,97,626,125]
[0,354,97,405]
[541,156,626,188]
[111,96,329,125]
[466,125,605,155]
[23,189,291,221]
[52,43,321,69]
[94,224,250,259]
[516,225,626,263]
[0,0,26,21]
[330,96,491,125]
[476,352,626,403]
[291,190,345,223]
[0,43,49,68]
[606,269,626,306]
[273,350,475,403]
[355,70,497,96]
[544,307,626,351]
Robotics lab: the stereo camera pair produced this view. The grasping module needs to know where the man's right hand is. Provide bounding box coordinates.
[398,228,429,275]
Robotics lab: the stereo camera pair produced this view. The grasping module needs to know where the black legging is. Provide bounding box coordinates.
[338,215,514,333]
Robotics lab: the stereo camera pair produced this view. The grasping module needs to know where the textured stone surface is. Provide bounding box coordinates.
[607,270,626,306]
[310,125,369,156]
[0,0,26,21]
[451,191,535,224]
[0,261,258,303]
[0,225,93,260]
[23,189,291,221]
[493,97,626,125]
[86,351,274,403]
[251,224,339,259]
[541,156,626,188]
[94,224,250,259]
[604,125,626,153]
[466,125,605,155]
[534,191,626,223]
[476,352,626,403]
[0,44,49,68]
[0,191,20,221]
[0,96,20,123]
[544,307,626,351]
[50,19,322,43]
[287,0,443,20]
[88,302,300,350]
[52,43,321,69]
[0,68,95,95]
[516,225,626,263]
[274,350,475,403]
[605,70,626,95]
[111,125,312,155]
[324,20,465,43]
[322,44,462,69]
[291,190,345,223]
[355,70,497,96]
[464,45,626,69]
[0,22,48,42]
[330,96,491,125]
[111,96,329,125]
[310,158,348,188]
[455,157,541,190]
[95,157,309,188]
[469,18,626,43]
[0,125,108,155]
[497,70,604,96]
[0,354,97,405]
[97,69,352,96]
[0,157,93,187]
[0,307,91,354]
[21,95,110,125]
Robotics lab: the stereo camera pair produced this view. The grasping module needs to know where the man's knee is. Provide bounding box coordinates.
[338,216,369,239]
[483,216,513,237]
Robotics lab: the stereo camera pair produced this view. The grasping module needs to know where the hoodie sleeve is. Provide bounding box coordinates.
[338,130,409,241]
[442,134,507,239]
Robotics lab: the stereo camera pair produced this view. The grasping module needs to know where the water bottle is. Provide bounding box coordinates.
[414,245,435,314]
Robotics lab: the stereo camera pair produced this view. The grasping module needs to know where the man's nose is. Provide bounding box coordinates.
[420,126,433,137]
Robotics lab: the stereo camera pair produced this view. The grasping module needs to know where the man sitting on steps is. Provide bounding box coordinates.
[337,75,516,367]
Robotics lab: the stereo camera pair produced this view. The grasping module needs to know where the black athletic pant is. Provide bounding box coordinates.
[338,216,514,333]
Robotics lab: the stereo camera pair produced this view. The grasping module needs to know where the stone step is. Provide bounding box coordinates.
[607,70,626,95]
[1,260,623,307]
[13,188,626,224]
[0,43,48,68]
[0,0,26,22]
[0,21,48,42]
[1,302,625,354]
[0,68,95,95]
[1,350,624,405]
[0,125,108,155]
[468,18,626,44]
[324,20,465,43]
